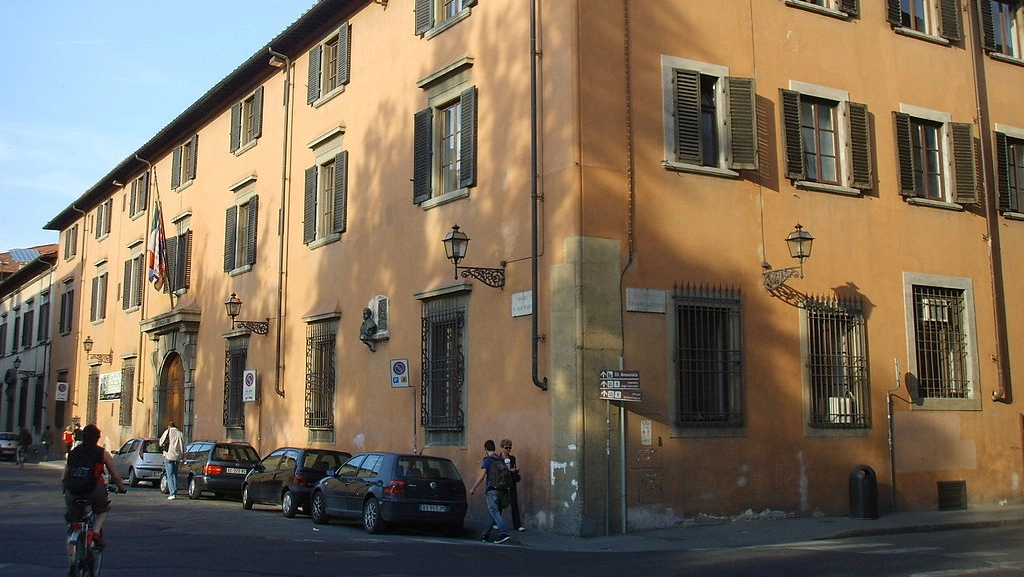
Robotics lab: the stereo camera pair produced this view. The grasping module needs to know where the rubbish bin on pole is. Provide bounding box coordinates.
[849,464,878,519]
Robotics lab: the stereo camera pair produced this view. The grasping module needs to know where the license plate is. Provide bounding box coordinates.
[419,504,448,513]
[227,467,247,475]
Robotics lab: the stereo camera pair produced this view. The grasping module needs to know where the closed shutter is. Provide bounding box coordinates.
[725,76,757,171]
[459,87,477,188]
[463,0,478,7]
[307,44,322,104]
[337,23,351,88]
[885,0,901,27]
[848,102,872,190]
[230,102,242,152]
[781,89,805,180]
[951,122,978,204]
[673,69,701,165]
[252,86,264,139]
[938,0,961,42]
[333,151,348,234]
[182,230,193,289]
[413,108,433,204]
[171,145,182,189]
[134,258,143,306]
[893,112,916,196]
[415,0,432,35]
[978,0,998,52]
[995,132,1013,211]
[303,166,318,244]
[246,196,259,266]
[839,0,858,16]
[122,260,132,310]
[140,172,149,209]
[224,206,237,272]
[90,276,99,322]
[166,236,178,292]
[187,134,198,181]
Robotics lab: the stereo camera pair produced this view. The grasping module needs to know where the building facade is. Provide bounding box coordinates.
[13,0,1023,535]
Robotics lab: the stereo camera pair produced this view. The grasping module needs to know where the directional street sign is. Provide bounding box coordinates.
[599,370,642,402]
[599,389,643,402]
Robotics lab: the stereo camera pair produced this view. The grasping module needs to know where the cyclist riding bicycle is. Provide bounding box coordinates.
[62,425,126,550]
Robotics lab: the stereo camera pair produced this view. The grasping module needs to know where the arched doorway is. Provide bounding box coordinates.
[160,353,185,433]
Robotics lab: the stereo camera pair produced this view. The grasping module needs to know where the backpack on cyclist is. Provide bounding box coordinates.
[488,454,513,491]
[65,446,104,494]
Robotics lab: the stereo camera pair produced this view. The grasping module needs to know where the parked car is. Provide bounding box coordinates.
[242,447,352,517]
[161,440,260,500]
[0,432,17,460]
[310,452,468,534]
[111,437,165,486]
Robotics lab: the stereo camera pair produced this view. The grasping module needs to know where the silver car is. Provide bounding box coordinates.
[0,432,17,461]
[111,437,165,486]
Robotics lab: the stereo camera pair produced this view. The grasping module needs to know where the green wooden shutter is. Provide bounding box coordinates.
[224,206,237,272]
[171,145,182,189]
[187,134,198,181]
[995,132,1013,211]
[182,230,192,289]
[415,0,432,35]
[938,0,961,42]
[303,166,317,244]
[673,69,701,165]
[122,260,132,310]
[463,0,478,7]
[246,195,258,266]
[140,172,149,209]
[252,86,264,139]
[307,45,322,104]
[780,89,805,180]
[166,236,178,292]
[848,101,872,190]
[726,76,757,171]
[951,122,978,204]
[413,108,432,204]
[978,0,998,53]
[230,102,242,152]
[839,0,859,17]
[333,151,348,234]
[893,112,916,197]
[338,23,351,87]
[459,86,477,189]
[885,0,902,27]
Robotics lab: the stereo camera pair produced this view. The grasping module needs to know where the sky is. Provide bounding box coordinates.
[0,0,316,252]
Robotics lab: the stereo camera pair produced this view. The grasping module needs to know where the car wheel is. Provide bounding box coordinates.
[242,485,253,510]
[159,474,169,494]
[363,498,383,534]
[188,477,202,500]
[311,491,330,525]
[128,468,140,487]
[281,490,298,518]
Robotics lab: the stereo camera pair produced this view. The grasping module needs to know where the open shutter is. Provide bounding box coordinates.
[171,145,182,189]
[303,166,317,244]
[140,172,149,209]
[333,151,348,234]
[885,0,902,27]
[90,277,98,321]
[246,195,258,266]
[780,89,805,180]
[187,134,198,181]
[848,102,873,190]
[134,259,143,306]
[978,0,998,53]
[725,76,757,171]
[415,0,432,35]
[463,0,478,7]
[230,102,242,152]
[951,122,978,204]
[307,45,322,104]
[938,0,961,42]
[893,112,916,196]
[224,206,237,272]
[252,86,264,139]
[838,0,858,17]
[673,69,701,165]
[166,236,179,293]
[182,231,192,289]
[459,87,477,189]
[995,132,1013,211]
[413,108,433,204]
[337,23,351,87]
[122,260,132,310]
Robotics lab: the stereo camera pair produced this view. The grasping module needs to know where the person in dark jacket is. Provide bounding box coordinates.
[62,424,126,548]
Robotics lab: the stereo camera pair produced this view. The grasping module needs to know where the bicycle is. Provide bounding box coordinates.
[67,485,125,577]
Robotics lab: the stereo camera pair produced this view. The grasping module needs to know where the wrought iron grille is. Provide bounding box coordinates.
[305,320,337,430]
[805,297,870,428]
[223,341,247,428]
[912,285,970,399]
[119,359,136,427]
[421,298,465,431]
[674,284,743,426]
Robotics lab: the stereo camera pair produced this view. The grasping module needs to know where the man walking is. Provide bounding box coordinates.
[469,439,512,544]
[159,421,185,500]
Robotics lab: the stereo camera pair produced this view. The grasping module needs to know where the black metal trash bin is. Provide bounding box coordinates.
[849,465,878,519]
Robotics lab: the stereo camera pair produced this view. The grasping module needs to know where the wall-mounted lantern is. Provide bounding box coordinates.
[442,224,507,289]
[762,224,814,290]
[224,293,270,335]
[82,336,113,364]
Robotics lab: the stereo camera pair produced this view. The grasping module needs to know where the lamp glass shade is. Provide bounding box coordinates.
[225,294,242,319]
[82,336,94,353]
[442,225,470,265]
[786,226,814,260]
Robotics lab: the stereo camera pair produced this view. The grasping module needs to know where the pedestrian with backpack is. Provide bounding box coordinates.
[469,439,512,543]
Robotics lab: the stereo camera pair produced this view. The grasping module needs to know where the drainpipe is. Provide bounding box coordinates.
[530,0,547,391]
[70,204,87,415]
[268,47,292,399]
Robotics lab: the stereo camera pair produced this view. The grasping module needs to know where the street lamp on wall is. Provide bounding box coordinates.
[441,224,507,289]
[762,224,815,291]
[82,336,113,364]
[225,293,270,335]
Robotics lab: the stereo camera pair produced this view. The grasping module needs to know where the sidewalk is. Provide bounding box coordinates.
[506,503,1024,552]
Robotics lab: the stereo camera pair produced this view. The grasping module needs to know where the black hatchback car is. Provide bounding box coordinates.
[242,447,351,517]
[161,441,260,500]
[310,452,468,534]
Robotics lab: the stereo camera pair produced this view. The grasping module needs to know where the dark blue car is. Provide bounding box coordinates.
[242,447,351,517]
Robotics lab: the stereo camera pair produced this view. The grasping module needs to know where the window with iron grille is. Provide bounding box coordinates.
[224,340,247,429]
[805,297,870,428]
[912,285,971,399]
[673,285,743,427]
[305,319,337,430]
[421,297,466,443]
[119,359,135,427]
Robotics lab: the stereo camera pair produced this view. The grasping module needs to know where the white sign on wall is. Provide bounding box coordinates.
[511,291,533,317]
[99,372,122,401]
[242,370,258,402]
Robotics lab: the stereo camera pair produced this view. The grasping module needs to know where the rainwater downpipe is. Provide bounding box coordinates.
[70,204,87,413]
[530,0,547,391]
[269,47,292,399]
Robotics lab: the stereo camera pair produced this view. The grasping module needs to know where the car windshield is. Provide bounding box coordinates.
[398,456,463,481]
[0,433,17,441]
[303,451,350,472]
[215,445,259,462]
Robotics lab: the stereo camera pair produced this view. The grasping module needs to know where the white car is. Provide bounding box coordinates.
[0,432,17,460]
[111,437,166,486]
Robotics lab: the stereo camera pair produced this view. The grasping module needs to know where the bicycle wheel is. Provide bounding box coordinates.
[74,529,90,577]
[66,528,80,572]
[88,542,103,577]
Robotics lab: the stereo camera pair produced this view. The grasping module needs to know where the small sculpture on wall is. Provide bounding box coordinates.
[359,308,379,352]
